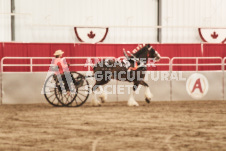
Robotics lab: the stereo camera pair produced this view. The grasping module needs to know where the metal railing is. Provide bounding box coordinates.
[171,57,223,71]
[223,57,226,70]
[1,56,224,72]
[117,56,171,70]
[0,56,226,104]
[1,56,115,72]
[1,56,171,72]
[1,57,52,72]
[223,57,226,101]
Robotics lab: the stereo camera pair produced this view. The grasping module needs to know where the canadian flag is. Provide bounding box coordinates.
[198,28,226,43]
[74,27,108,43]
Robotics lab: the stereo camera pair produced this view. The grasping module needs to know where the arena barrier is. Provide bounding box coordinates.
[170,57,223,101]
[0,57,225,104]
[2,72,47,104]
[223,57,226,101]
[171,71,223,101]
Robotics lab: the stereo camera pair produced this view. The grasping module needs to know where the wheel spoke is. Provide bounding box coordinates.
[48,89,55,92]
[45,72,89,107]
[64,96,69,104]
[47,93,55,98]
[46,82,56,87]
[51,97,58,103]
[77,95,84,102]
[57,99,61,105]
[70,93,76,98]
[74,98,78,105]
[77,92,87,97]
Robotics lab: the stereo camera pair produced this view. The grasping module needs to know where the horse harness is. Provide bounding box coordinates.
[123,50,147,71]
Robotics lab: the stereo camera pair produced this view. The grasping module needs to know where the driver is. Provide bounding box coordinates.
[53,50,74,94]
[53,50,69,74]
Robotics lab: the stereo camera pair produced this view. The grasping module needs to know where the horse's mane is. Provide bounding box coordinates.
[132,45,148,57]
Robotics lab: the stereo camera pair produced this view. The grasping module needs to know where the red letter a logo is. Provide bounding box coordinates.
[191,78,203,93]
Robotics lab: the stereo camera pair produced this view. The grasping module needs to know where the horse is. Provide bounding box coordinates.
[91,44,161,106]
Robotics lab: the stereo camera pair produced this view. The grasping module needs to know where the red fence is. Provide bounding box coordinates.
[0,42,225,71]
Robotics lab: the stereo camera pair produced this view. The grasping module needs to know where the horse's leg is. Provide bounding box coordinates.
[91,80,110,106]
[98,86,107,103]
[97,70,112,103]
[139,80,153,103]
[91,83,101,106]
[128,82,139,106]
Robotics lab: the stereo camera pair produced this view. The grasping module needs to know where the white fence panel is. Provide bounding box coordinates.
[0,57,225,104]
[2,73,46,104]
[171,71,223,101]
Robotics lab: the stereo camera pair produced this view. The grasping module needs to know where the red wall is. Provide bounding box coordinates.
[0,42,225,71]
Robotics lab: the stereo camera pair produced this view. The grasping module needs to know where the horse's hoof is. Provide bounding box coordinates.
[91,100,101,107]
[99,92,107,103]
[99,97,105,103]
[93,103,101,107]
[145,98,151,103]
[127,102,139,107]
[128,103,139,107]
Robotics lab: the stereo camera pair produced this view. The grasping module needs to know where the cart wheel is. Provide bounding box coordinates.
[68,72,91,107]
[55,74,77,106]
[43,74,62,106]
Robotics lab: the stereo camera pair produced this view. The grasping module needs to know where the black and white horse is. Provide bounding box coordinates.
[91,44,161,106]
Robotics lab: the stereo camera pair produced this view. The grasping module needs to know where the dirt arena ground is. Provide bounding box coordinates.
[0,101,226,151]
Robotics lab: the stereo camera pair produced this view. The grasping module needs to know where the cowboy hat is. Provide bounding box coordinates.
[54,50,64,56]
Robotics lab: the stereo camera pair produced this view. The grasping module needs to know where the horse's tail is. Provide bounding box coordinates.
[93,65,96,71]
